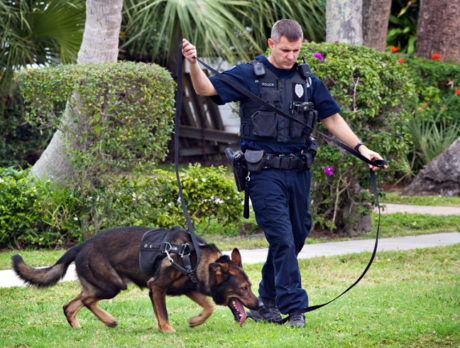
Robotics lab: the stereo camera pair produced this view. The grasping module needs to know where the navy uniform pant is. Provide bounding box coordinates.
[249,168,312,314]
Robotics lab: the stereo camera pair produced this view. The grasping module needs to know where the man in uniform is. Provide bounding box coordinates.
[182,19,385,328]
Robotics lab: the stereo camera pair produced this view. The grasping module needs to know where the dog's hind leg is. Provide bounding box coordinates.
[186,291,214,327]
[63,293,85,328]
[148,284,176,333]
[83,296,118,328]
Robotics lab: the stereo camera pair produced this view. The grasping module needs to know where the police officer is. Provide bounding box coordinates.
[182,19,386,328]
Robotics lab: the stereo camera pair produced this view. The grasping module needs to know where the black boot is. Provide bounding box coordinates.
[247,297,282,323]
[288,309,305,328]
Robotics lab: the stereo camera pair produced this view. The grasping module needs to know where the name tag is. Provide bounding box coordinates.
[261,82,276,88]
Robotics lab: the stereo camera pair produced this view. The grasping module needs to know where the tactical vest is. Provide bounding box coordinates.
[240,61,318,144]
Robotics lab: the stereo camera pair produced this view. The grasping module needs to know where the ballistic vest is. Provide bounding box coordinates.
[239,61,317,144]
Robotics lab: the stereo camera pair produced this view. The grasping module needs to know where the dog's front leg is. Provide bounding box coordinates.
[148,284,176,333]
[186,291,214,327]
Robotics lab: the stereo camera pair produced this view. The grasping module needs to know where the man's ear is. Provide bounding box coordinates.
[231,248,242,267]
[268,38,275,49]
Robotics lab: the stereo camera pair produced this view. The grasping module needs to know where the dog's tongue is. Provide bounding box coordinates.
[238,309,248,327]
[230,299,248,327]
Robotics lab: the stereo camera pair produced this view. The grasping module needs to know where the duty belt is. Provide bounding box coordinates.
[264,153,308,171]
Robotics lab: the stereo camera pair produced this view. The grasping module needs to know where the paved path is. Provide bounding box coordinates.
[379,203,460,215]
[1,232,458,288]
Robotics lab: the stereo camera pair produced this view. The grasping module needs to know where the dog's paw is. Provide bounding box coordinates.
[189,314,206,328]
[159,324,176,333]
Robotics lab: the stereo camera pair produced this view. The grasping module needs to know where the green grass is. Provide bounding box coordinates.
[381,191,460,207]
[0,245,458,347]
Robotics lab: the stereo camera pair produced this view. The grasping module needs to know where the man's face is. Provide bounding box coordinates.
[267,36,302,70]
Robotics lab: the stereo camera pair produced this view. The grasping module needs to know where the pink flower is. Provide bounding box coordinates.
[313,52,324,60]
[323,166,333,176]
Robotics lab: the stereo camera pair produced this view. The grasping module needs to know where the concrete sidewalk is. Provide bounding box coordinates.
[2,232,458,289]
[379,203,460,215]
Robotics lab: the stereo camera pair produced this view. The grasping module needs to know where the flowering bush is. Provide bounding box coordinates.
[78,164,244,238]
[300,42,416,233]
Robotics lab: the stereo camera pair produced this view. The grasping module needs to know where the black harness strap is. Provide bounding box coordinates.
[181,48,386,319]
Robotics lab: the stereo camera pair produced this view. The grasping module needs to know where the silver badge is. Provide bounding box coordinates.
[294,83,304,98]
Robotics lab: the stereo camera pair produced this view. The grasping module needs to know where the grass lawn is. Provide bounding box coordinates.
[0,245,458,347]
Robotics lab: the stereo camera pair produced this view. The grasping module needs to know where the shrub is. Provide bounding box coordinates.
[300,42,416,233]
[17,62,177,234]
[0,165,242,249]
[0,167,83,249]
[403,57,460,172]
[0,87,53,168]
[83,164,243,237]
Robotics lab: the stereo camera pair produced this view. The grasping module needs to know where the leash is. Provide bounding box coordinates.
[178,45,386,317]
[172,44,201,282]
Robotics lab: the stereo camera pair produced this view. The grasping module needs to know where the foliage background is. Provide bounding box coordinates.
[300,42,415,232]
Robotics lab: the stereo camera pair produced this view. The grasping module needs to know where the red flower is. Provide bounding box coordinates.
[431,53,441,60]
[455,89,460,95]
[390,46,398,53]
[398,58,404,63]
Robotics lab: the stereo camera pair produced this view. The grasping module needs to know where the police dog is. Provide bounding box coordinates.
[12,227,259,332]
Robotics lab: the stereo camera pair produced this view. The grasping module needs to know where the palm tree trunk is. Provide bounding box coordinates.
[416,0,460,63]
[362,0,392,51]
[31,0,123,183]
[326,0,363,45]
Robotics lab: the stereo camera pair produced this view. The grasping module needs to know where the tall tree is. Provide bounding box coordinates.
[326,0,363,44]
[0,0,85,94]
[326,0,392,49]
[31,0,123,182]
[362,0,392,51]
[416,0,460,63]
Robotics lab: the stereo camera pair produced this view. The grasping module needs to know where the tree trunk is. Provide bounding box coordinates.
[362,0,392,51]
[326,0,363,45]
[30,0,123,183]
[402,137,460,197]
[416,0,460,63]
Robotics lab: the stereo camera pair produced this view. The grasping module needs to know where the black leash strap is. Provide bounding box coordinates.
[279,169,381,322]
[174,44,201,280]
[189,51,386,318]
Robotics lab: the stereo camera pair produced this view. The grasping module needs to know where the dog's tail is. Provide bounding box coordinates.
[12,244,84,287]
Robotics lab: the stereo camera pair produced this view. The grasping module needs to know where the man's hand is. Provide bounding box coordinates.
[358,145,388,171]
[182,39,197,64]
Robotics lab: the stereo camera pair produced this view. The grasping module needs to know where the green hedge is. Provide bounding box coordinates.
[17,62,176,176]
[0,165,242,249]
[0,167,83,249]
[300,42,416,232]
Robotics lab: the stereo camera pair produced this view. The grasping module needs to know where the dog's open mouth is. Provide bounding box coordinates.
[228,298,248,327]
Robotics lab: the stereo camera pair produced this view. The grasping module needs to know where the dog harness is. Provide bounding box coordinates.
[139,227,205,283]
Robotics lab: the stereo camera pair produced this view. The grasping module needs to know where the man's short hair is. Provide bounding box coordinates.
[271,19,303,43]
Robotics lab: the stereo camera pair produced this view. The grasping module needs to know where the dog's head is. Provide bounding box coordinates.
[209,248,260,327]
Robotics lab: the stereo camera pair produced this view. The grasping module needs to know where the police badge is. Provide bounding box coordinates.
[294,83,304,99]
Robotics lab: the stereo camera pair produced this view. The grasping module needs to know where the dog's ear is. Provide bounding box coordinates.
[231,248,242,267]
[209,262,229,285]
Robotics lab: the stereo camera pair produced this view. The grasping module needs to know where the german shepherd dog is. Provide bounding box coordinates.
[12,227,260,333]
